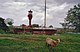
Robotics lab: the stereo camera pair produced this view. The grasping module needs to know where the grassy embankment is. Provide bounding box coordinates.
[0,33,80,52]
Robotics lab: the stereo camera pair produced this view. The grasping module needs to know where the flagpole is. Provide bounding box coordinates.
[44,0,46,27]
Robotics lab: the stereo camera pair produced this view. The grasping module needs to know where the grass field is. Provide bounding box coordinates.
[0,33,80,52]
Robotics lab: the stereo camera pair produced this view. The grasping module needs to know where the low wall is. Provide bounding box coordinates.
[13,28,57,35]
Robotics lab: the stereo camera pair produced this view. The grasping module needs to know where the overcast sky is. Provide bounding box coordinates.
[0,0,80,28]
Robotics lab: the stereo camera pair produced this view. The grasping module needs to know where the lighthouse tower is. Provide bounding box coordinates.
[28,10,33,27]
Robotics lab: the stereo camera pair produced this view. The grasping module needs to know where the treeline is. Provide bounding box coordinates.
[0,17,13,34]
[60,3,80,33]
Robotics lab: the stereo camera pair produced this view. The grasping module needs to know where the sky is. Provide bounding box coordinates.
[0,0,80,28]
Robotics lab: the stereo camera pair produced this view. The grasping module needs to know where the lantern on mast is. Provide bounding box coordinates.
[28,10,33,27]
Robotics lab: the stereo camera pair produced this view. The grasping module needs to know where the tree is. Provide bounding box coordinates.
[32,24,39,27]
[60,21,68,33]
[5,18,14,26]
[66,4,80,32]
[20,24,26,27]
[0,17,9,32]
[4,18,14,32]
[49,25,53,28]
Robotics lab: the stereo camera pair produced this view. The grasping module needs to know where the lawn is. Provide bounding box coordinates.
[0,33,80,52]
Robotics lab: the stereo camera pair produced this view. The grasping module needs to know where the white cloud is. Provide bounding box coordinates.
[48,3,69,13]
[4,2,27,10]
[0,0,79,28]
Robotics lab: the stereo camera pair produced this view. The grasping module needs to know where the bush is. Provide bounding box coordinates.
[0,29,5,34]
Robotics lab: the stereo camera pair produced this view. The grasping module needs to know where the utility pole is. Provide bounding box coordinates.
[44,0,46,28]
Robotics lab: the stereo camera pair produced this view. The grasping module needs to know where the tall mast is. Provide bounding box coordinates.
[44,0,46,27]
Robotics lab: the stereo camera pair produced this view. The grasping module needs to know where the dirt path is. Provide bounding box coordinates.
[0,36,20,40]
[0,36,42,42]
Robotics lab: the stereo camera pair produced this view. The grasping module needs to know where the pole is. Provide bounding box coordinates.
[44,0,46,27]
[29,20,31,27]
